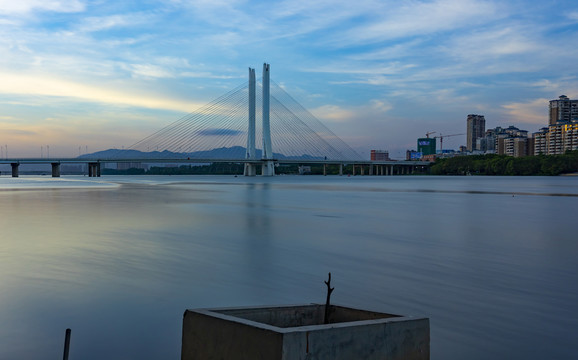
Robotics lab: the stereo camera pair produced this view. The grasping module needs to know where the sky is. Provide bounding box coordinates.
[1,0,578,159]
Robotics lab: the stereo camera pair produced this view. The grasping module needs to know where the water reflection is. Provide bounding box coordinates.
[0,176,577,360]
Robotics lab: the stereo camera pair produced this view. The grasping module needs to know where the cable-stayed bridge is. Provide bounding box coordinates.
[1,64,429,177]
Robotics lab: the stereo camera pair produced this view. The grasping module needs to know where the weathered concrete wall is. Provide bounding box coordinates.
[215,304,400,328]
[282,318,429,360]
[330,306,399,323]
[216,305,325,328]
[182,305,429,360]
[181,310,283,360]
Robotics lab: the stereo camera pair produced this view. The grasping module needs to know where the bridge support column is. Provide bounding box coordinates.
[352,164,356,176]
[339,164,343,176]
[369,164,374,176]
[51,163,61,177]
[323,164,327,176]
[261,63,274,176]
[244,67,257,177]
[11,163,19,177]
[244,164,257,176]
[390,165,394,176]
[261,161,275,177]
[88,162,101,177]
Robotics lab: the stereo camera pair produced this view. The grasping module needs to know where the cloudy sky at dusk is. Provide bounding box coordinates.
[1,0,578,158]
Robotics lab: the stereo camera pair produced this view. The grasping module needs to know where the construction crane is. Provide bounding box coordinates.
[425,131,436,138]
[434,133,465,152]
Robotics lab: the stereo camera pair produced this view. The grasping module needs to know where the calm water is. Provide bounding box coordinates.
[0,175,577,359]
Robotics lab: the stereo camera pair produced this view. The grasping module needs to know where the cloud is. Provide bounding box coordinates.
[567,11,578,21]
[311,99,393,124]
[76,13,154,32]
[0,128,37,136]
[0,0,85,15]
[334,0,499,46]
[445,27,541,61]
[502,98,550,125]
[311,105,355,123]
[0,71,202,112]
[127,64,176,79]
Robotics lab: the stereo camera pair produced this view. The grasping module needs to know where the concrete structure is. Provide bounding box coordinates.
[417,138,436,156]
[244,67,257,176]
[533,128,548,155]
[466,114,485,151]
[11,163,18,177]
[547,120,578,155]
[181,304,429,360]
[549,95,578,125]
[370,150,391,161]
[504,137,530,157]
[88,162,101,177]
[261,63,275,176]
[51,162,60,177]
[473,126,530,157]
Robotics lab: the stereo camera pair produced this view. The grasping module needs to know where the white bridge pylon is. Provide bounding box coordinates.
[245,63,275,176]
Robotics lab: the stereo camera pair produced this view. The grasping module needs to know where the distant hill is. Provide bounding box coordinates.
[77,146,322,161]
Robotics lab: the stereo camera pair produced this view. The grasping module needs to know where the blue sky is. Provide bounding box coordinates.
[1,0,578,158]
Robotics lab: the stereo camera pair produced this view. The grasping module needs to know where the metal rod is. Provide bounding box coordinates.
[63,328,71,360]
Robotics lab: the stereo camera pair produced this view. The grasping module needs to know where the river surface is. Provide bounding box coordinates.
[0,175,577,359]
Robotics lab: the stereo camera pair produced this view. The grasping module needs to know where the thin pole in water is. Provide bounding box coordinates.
[324,273,334,324]
[63,328,71,360]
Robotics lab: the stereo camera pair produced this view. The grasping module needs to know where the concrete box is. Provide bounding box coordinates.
[181,304,429,360]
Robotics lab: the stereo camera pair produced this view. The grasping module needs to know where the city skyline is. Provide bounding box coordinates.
[1,0,578,158]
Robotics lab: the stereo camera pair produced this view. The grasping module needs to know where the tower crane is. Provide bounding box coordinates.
[425,131,436,138]
[434,133,465,152]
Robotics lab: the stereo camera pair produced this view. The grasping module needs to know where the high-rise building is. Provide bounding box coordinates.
[417,138,436,155]
[466,114,485,151]
[546,121,578,155]
[549,95,578,125]
[533,128,548,155]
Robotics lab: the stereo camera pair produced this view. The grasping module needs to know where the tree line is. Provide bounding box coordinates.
[430,151,578,176]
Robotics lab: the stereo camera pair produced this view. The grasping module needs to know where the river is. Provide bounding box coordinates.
[0,175,577,359]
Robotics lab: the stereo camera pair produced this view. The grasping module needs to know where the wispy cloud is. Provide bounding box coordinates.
[76,13,155,33]
[0,0,85,15]
[332,0,499,46]
[0,71,202,112]
[502,98,550,125]
[567,11,578,21]
[311,98,393,125]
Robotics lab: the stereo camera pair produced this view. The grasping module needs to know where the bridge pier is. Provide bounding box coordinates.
[244,164,257,176]
[88,162,101,177]
[261,161,275,177]
[11,163,19,177]
[339,164,343,176]
[51,163,60,177]
[369,164,374,176]
[323,164,327,176]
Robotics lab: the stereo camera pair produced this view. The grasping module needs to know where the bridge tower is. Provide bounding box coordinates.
[244,67,257,176]
[261,63,275,176]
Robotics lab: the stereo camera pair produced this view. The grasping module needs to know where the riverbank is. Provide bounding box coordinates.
[431,151,578,176]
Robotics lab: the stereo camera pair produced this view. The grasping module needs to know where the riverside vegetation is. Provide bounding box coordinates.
[431,150,578,176]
